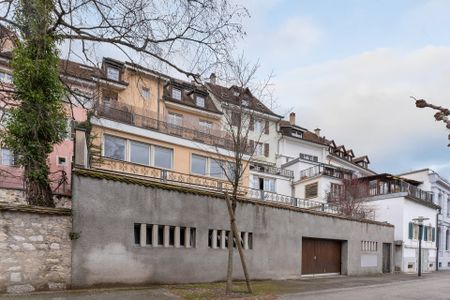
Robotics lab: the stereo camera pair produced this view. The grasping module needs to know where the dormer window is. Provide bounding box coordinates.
[172,88,182,100]
[106,66,120,81]
[233,91,240,97]
[196,95,205,108]
[242,100,249,106]
[292,130,303,138]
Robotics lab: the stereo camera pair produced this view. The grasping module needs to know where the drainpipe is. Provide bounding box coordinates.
[436,207,441,271]
[157,76,161,128]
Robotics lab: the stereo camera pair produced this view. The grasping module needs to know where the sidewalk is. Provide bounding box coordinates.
[1,271,448,300]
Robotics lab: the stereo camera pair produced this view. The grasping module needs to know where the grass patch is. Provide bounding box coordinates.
[166,280,281,300]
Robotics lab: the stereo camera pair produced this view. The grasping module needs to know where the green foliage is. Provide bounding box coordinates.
[2,0,67,206]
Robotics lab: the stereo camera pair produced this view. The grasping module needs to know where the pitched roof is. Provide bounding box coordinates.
[207,83,281,118]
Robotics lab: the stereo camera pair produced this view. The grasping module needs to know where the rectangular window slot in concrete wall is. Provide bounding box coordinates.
[134,223,196,248]
[208,229,253,250]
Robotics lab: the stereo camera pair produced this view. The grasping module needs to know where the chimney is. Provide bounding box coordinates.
[209,73,216,84]
[314,128,321,136]
[289,112,296,125]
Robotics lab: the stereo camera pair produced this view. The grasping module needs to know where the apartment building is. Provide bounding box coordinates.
[399,169,450,270]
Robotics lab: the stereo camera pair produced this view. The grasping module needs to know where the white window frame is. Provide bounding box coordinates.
[172,88,182,100]
[106,67,120,81]
[141,87,150,100]
[153,145,173,169]
[254,119,263,133]
[199,120,213,132]
[255,142,263,156]
[196,96,205,108]
[191,154,224,179]
[167,112,183,126]
[191,154,208,176]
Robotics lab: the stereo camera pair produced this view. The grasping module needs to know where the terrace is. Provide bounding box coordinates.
[299,163,354,181]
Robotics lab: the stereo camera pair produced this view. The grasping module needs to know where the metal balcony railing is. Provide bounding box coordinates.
[250,164,294,178]
[299,164,354,181]
[368,179,433,203]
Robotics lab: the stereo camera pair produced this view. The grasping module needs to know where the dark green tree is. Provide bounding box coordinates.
[3,0,66,206]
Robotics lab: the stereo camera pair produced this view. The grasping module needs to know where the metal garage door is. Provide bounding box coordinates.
[302,238,341,275]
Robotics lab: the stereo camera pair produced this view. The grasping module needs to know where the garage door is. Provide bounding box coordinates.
[302,238,341,275]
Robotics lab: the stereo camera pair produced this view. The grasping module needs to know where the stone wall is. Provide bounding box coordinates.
[0,206,72,293]
[0,188,71,209]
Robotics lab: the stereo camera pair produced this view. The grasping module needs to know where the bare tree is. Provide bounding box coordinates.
[206,55,276,294]
[0,0,248,205]
[411,96,450,147]
[327,179,374,220]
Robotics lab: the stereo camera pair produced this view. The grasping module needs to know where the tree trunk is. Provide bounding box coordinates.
[24,166,55,207]
[225,192,253,294]
[225,229,234,294]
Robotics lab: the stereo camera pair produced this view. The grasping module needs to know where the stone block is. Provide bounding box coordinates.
[6,284,35,294]
[48,282,66,290]
[13,235,25,241]
[29,235,44,242]
[22,243,36,251]
[10,272,21,282]
[50,243,60,250]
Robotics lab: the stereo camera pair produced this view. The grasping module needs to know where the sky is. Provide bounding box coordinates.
[238,0,450,179]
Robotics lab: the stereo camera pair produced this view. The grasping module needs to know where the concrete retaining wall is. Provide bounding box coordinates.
[71,170,394,287]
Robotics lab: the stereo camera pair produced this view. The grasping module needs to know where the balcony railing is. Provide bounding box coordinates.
[299,164,354,181]
[92,157,339,215]
[250,163,294,178]
[368,179,433,203]
[96,103,235,151]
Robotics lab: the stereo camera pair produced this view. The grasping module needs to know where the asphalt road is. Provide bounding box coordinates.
[281,272,450,300]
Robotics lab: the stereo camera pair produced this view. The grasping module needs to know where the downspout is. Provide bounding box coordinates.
[436,206,441,271]
[157,76,161,128]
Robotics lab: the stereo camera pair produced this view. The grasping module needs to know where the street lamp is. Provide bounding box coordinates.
[413,216,430,277]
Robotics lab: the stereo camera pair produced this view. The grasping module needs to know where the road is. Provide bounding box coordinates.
[281,271,450,300]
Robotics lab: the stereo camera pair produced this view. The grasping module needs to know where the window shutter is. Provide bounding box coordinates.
[264,120,269,134]
[249,116,254,131]
[432,227,436,242]
[424,226,428,241]
[264,143,269,157]
[408,222,413,239]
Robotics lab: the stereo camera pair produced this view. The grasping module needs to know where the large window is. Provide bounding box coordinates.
[0,148,14,166]
[104,135,126,160]
[167,112,183,126]
[103,135,173,169]
[252,175,275,192]
[199,120,212,133]
[210,159,224,178]
[154,146,173,169]
[191,154,207,175]
[305,182,318,199]
[130,141,150,165]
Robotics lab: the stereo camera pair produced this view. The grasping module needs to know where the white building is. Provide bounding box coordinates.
[362,174,439,273]
[277,113,374,202]
[399,169,450,270]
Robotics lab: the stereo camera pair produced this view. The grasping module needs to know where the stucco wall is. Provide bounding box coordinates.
[71,171,394,288]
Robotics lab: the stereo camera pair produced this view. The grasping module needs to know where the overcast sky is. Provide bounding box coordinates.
[239,0,450,179]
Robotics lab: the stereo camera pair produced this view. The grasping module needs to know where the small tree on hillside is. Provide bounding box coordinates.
[207,55,276,294]
[411,97,450,147]
[327,179,374,220]
[0,0,247,206]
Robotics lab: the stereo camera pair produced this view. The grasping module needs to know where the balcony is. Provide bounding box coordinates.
[299,164,354,181]
[250,163,294,178]
[91,157,339,215]
[96,103,234,151]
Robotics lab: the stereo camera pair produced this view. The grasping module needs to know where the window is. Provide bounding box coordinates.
[57,156,67,166]
[330,183,343,199]
[1,148,14,166]
[141,87,150,100]
[134,223,196,248]
[158,225,164,246]
[167,112,183,126]
[233,90,240,97]
[146,224,153,245]
[446,229,450,251]
[254,142,263,156]
[130,141,150,165]
[102,89,118,102]
[361,241,378,252]
[191,154,207,175]
[242,99,249,106]
[196,96,205,108]
[208,229,253,250]
[254,119,263,133]
[134,224,141,245]
[305,182,318,199]
[0,71,12,83]
[154,146,173,169]
[199,120,213,132]
[252,176,275,192]
[106,67,120,81]
[172,88,182,100]
[210,159,224,178]
[104,135,126,160]
[292,130,303,139]
[299,153,318,162]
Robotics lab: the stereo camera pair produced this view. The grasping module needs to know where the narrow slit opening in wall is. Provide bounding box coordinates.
[208,229,213,248]
[190,228,196,248]
[248,232,253,249]
[158,225,164,246]
[216,230,222,248]
[240,232,245,248]
[146,224,153,245]
[225,230,230,248]
[134,223,141,245]
[180,227,186,247]
[169,226,175,246]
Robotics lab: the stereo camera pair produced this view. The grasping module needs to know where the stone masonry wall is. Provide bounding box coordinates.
[0,188,71,208]
[0,208,72,293]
